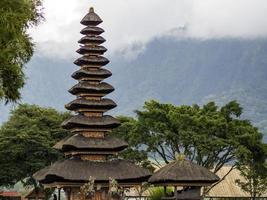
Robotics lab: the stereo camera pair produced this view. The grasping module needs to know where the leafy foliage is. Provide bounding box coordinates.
[0,104,70,186]
[111,116,154,171]
[112,100,265,180]
[236,143,267,199]
[79,176,96,199]
[148,187,173,200]
[0,0,43,103]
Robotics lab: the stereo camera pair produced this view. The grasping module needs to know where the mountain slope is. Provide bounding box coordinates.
[112,37,267,133]
[0,37,266,140]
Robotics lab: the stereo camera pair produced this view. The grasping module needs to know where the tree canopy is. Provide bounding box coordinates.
[236,142,267,199]
[112,100,266,184]
[0,0,43,103]
[0,104,70,187]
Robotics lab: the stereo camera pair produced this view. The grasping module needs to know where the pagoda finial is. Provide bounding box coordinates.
[89,7,94,13]
[80,7,102,26]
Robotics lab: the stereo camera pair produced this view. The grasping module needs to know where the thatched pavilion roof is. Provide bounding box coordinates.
[207,166,267,198]
[34,158,151,184]
[148,160,219,186]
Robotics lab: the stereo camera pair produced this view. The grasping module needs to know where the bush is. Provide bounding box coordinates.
[148,187,173,200]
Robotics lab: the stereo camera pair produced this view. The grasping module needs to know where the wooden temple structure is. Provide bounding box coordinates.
[148,158,220,200]
[33,6,221,200]
[33,7,151,200]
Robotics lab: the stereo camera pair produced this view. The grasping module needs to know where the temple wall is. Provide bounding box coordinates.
[67,189,110,200]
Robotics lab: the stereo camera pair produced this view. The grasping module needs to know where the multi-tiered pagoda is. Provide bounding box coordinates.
[34,7,151,200]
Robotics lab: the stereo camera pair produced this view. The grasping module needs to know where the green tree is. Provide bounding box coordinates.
[0,104,70,187]
[112,100,265,187]
[0,0,43,103]
[111,116,154,171]
[236,143,267,199]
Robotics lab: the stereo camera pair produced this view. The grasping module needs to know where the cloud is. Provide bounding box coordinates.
[187,0,267,38]
[29,0,267,59]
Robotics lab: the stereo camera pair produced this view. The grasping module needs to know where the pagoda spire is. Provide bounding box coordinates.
[33,8,151,197]
[60,7,124,160]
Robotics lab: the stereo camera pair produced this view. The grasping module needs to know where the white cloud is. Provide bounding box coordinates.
[188,0,267,38]
[29,0,267,59]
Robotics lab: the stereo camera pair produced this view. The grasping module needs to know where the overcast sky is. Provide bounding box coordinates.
[30,0,267,59]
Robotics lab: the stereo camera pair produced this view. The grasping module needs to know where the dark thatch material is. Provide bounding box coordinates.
[65,98,116,111]
[148,160,220,185]
[33,158,151,184]
[68,82,114,96]
[78,35,106,45]
[71,68,112,80]
[80,26,104,35]
[76,46,107,55]
[53,134,128,152]
[74,55,109,66]
[62,115,120,129]
[80,7,102,26]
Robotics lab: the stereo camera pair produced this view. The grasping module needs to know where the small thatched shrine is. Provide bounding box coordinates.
[33,7,151,200]
[148,158,220,200]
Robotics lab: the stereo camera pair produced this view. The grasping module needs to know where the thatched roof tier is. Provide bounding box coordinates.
[74,55,109,66]
[54,134,128,152]
[148,160,219,186]
[67,128,114,133]
[34,158,151,184]
[68,82,114,96]
[80,7,103,26]
[62,115,120,130]
[76,45,107,55]
[80,26,104,35]
[78,35,106,45]
[65,98,116,111]
[71,68,112,80]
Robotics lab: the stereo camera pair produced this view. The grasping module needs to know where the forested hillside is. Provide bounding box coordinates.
[111,37,267,135]
[1,37,266,139]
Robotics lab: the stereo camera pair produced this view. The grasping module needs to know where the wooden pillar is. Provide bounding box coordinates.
[164,186,167,197]
[174,186,177,198]
[58,188,61,200]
